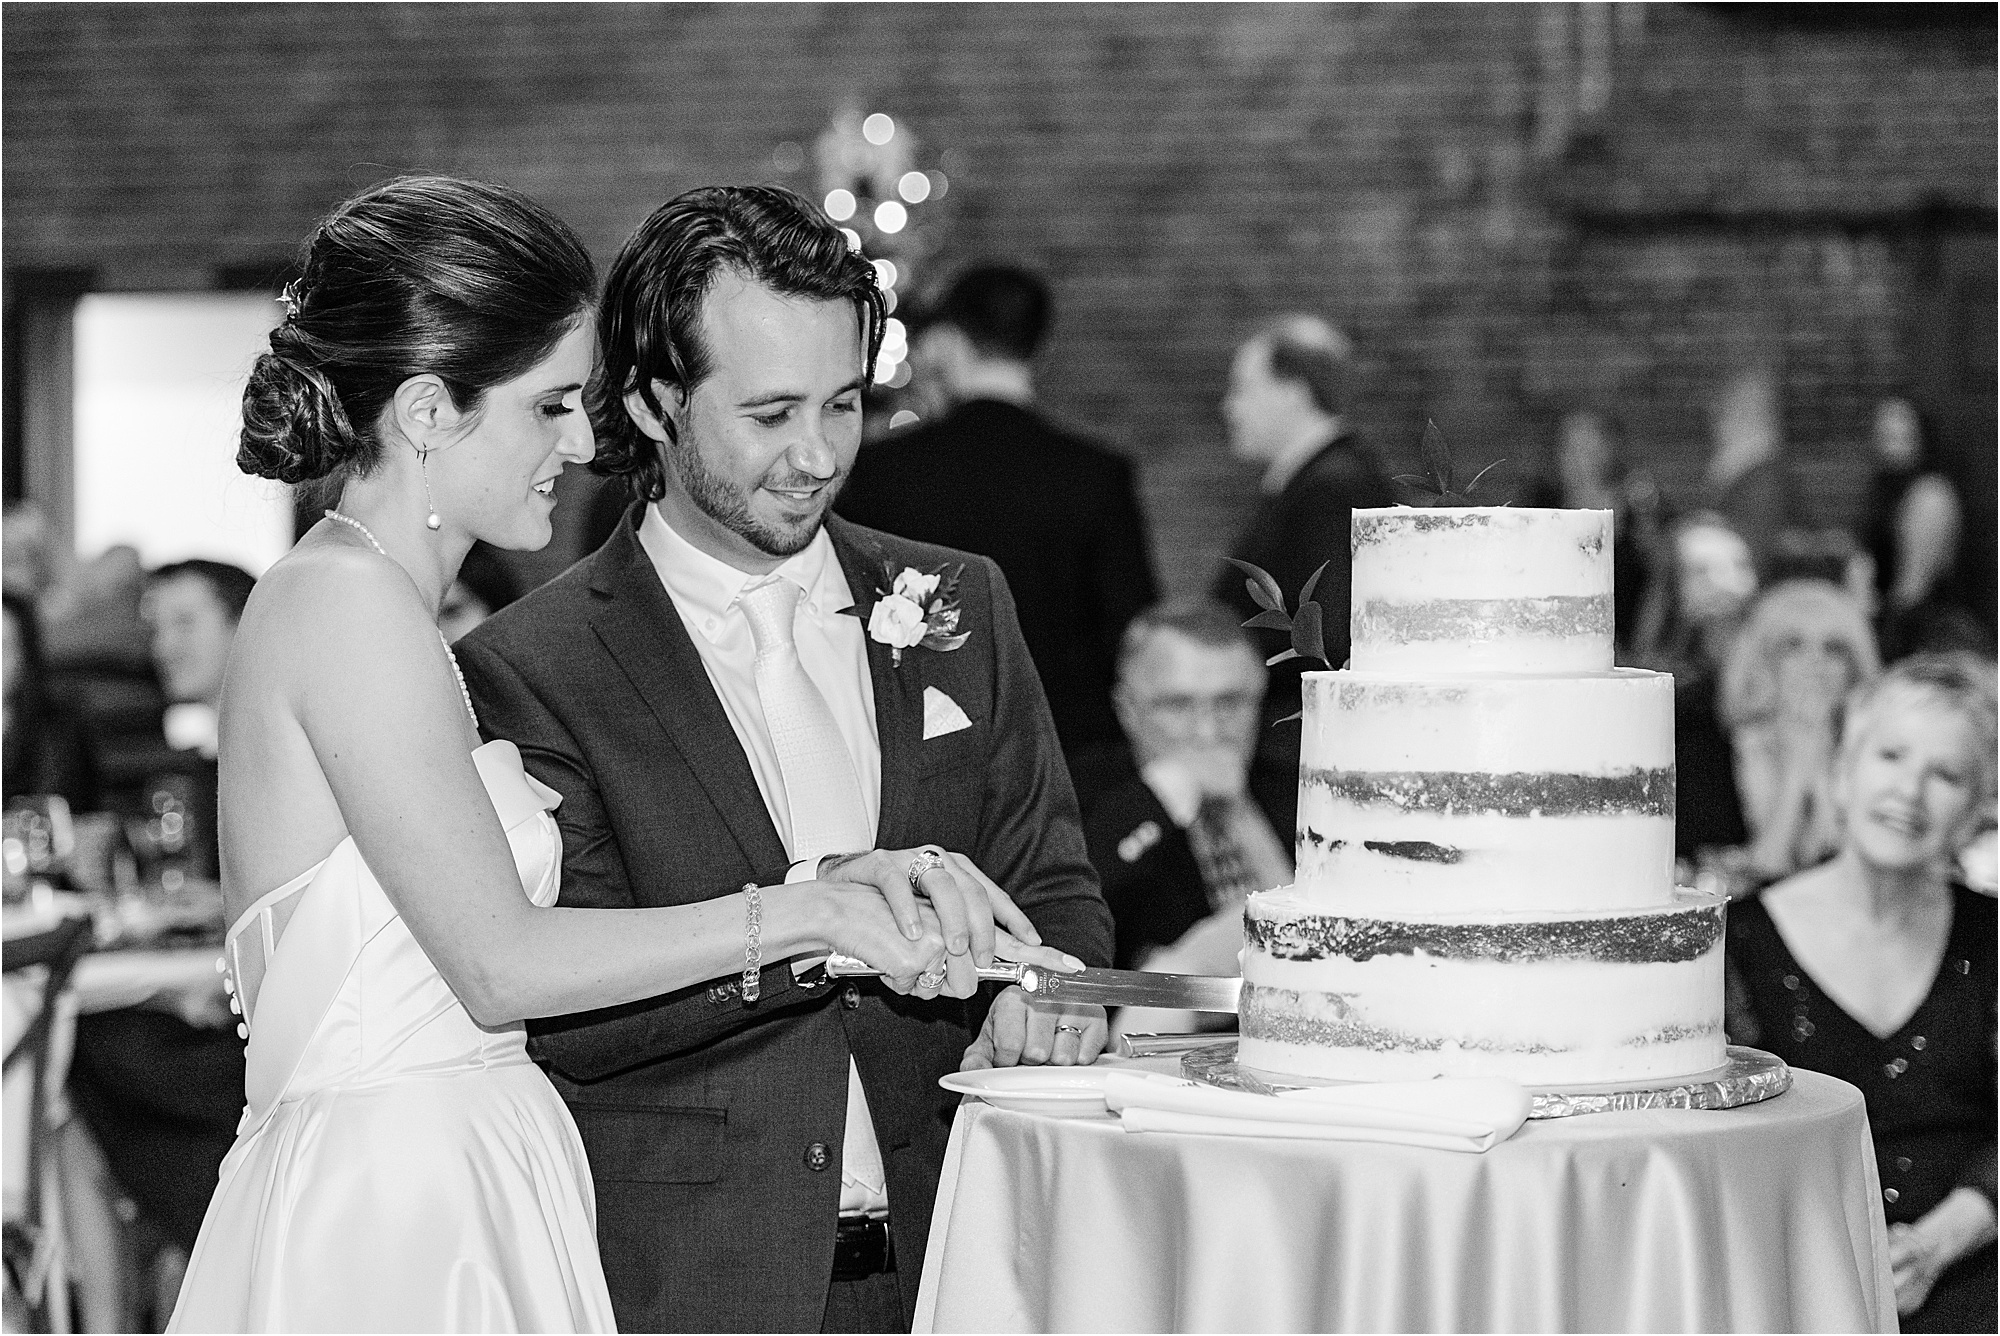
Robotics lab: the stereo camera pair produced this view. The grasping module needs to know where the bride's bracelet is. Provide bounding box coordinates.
[740,884,763,1003]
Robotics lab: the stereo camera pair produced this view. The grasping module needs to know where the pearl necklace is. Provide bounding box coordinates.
[323,509,480,730]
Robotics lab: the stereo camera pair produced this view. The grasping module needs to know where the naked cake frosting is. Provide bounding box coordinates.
[1238,506,1727,1087]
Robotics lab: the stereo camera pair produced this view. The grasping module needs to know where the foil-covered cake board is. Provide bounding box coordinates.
[1181,1043,1791,1119]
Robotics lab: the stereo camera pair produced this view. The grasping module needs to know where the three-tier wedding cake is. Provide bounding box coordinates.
[1237,507,1727,1087]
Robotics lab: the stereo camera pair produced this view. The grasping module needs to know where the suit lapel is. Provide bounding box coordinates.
[828,518,921,851]
[588,513,789,874]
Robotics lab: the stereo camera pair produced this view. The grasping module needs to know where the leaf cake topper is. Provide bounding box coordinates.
[1228,556,1335,725]
[1393,419,1509,507]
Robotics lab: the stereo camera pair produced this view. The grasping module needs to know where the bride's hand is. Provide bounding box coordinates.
[993,928,1086,977]
[819,847,1055,995]
[805,881,949,995]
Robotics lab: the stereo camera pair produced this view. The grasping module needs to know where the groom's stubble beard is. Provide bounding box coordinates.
[661,420,848,560]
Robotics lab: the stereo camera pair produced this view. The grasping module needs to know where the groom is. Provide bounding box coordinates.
[456,185,1114,1333]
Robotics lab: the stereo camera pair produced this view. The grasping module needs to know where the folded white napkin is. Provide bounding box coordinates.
[1102,1069,1530,1153]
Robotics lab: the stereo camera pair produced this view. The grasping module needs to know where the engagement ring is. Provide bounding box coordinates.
[917,960,949,988]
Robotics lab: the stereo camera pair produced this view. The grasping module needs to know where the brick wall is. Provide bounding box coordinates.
[5,2,1993,601]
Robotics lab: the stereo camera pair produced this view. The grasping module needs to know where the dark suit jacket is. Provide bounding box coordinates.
[1080,767,1212,972]
[455,507,1113,1333]
[836,399,1159,763]
[1212,434,1394,835]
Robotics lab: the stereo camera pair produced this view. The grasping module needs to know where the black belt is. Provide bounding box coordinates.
[832,1216,895,1281]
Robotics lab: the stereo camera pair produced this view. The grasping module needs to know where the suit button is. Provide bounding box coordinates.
[1883,1187,1900,1205]
[1896,1157,1914,1173]
[805,1142,831,1172]
[842,984,862,1010]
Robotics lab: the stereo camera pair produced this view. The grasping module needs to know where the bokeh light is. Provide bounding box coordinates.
[897,171,932,204]
[872,259,899,290]
[873,200,908,234]
[888,408,920,429]
[926,170,950,200]
[823,189,857,222]
[839,227,862,252]
[862,113,896,145]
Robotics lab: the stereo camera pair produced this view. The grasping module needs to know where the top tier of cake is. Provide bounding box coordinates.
[1349,507,1613,674]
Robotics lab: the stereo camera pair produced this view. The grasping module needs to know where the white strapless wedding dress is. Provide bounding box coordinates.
[169,741,617,1333]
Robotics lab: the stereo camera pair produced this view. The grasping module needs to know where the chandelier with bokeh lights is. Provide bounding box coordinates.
[770,103,957,397]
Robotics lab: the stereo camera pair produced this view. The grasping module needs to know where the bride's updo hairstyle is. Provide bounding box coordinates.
[238,176,596,487]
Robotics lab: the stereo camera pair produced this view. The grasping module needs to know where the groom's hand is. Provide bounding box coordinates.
[961,988,1107,1070]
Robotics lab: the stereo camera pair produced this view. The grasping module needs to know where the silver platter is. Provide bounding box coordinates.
[1181,1043,1792,1119]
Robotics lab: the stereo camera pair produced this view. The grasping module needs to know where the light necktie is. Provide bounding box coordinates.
[738,577,888,1216]
[738,577,874,860]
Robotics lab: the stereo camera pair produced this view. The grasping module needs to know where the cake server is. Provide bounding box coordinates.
[822,954,1241,1012]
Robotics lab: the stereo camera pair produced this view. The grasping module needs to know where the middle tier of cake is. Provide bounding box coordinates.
[1297,668,1674,914]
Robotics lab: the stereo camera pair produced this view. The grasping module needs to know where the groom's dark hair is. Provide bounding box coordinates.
[590,185,887,501]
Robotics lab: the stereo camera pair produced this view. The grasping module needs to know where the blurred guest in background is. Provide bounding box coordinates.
[437,540,522,643]
[1534,408,1662,656]
[838,263,1158,773]
[1704,366,1790,581]
[1726,652,1996,1331]
[1086,602,1288,1036]
[3,589,100,809]
[1721,580,1881,887]
[139,559,255,879]
[67,560,252,1290]
[1631,513,1761,862]
[1860,393,1992,662]
[1211,314,1393,834]
[1084,601,1290,975]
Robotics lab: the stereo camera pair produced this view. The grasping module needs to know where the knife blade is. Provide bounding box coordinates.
[822,954,1241,1012]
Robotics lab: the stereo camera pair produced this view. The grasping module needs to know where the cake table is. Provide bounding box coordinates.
[912,1062,1894,1333]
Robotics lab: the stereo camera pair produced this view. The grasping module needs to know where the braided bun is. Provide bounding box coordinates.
[236,333,367,484]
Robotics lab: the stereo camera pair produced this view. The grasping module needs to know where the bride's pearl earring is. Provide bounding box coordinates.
[420,446,442,531]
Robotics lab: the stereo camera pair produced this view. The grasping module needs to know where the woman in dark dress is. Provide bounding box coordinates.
[1727,652,1997,1331]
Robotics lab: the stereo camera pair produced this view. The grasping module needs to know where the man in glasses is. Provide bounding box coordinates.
[1084,601,1292,1016]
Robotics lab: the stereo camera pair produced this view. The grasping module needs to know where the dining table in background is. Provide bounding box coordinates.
[914,1062,1894,1333]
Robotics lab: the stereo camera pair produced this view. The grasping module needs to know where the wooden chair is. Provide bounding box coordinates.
[3,914,95,1333]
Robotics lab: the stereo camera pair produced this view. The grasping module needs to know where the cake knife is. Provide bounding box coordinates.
[821,954,1242,1012]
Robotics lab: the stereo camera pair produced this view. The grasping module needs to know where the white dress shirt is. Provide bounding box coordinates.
[637,504,891,1218]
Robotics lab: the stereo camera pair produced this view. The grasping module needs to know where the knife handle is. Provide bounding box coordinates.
[823,952,1028,984]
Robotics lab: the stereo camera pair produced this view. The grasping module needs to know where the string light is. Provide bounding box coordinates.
[873,201,908,234]
[823,189,857,222]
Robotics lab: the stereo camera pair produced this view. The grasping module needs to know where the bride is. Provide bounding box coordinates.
[168,176,1060,1333]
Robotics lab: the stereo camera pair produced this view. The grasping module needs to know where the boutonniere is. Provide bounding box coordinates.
[842,561,971,667]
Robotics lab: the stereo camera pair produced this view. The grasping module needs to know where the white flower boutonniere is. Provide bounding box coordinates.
[845,562,970,666]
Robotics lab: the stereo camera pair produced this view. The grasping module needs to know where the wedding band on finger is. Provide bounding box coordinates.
[917,959,949,988]
[906,848,947,891]
[1054,1024,1084,1035]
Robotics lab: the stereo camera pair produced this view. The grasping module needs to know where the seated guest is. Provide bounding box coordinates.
[2,590,99,809]
[1084,602,1292,979]
[1727,652,1996,1332]
[1720,580,1880,885]
[67,560,253,1280]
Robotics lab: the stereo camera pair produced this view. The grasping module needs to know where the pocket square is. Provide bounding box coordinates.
[922,686,973,739]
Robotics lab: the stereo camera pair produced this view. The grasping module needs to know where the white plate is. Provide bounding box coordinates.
[939,1066,1115,1118]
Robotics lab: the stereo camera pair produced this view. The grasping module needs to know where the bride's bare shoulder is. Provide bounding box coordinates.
[244,541,428,642]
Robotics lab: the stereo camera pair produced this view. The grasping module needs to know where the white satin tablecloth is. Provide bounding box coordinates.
[914,1066,1893,1333]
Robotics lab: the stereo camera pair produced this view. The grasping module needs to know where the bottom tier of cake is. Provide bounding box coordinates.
[1238,888,1728,1087]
